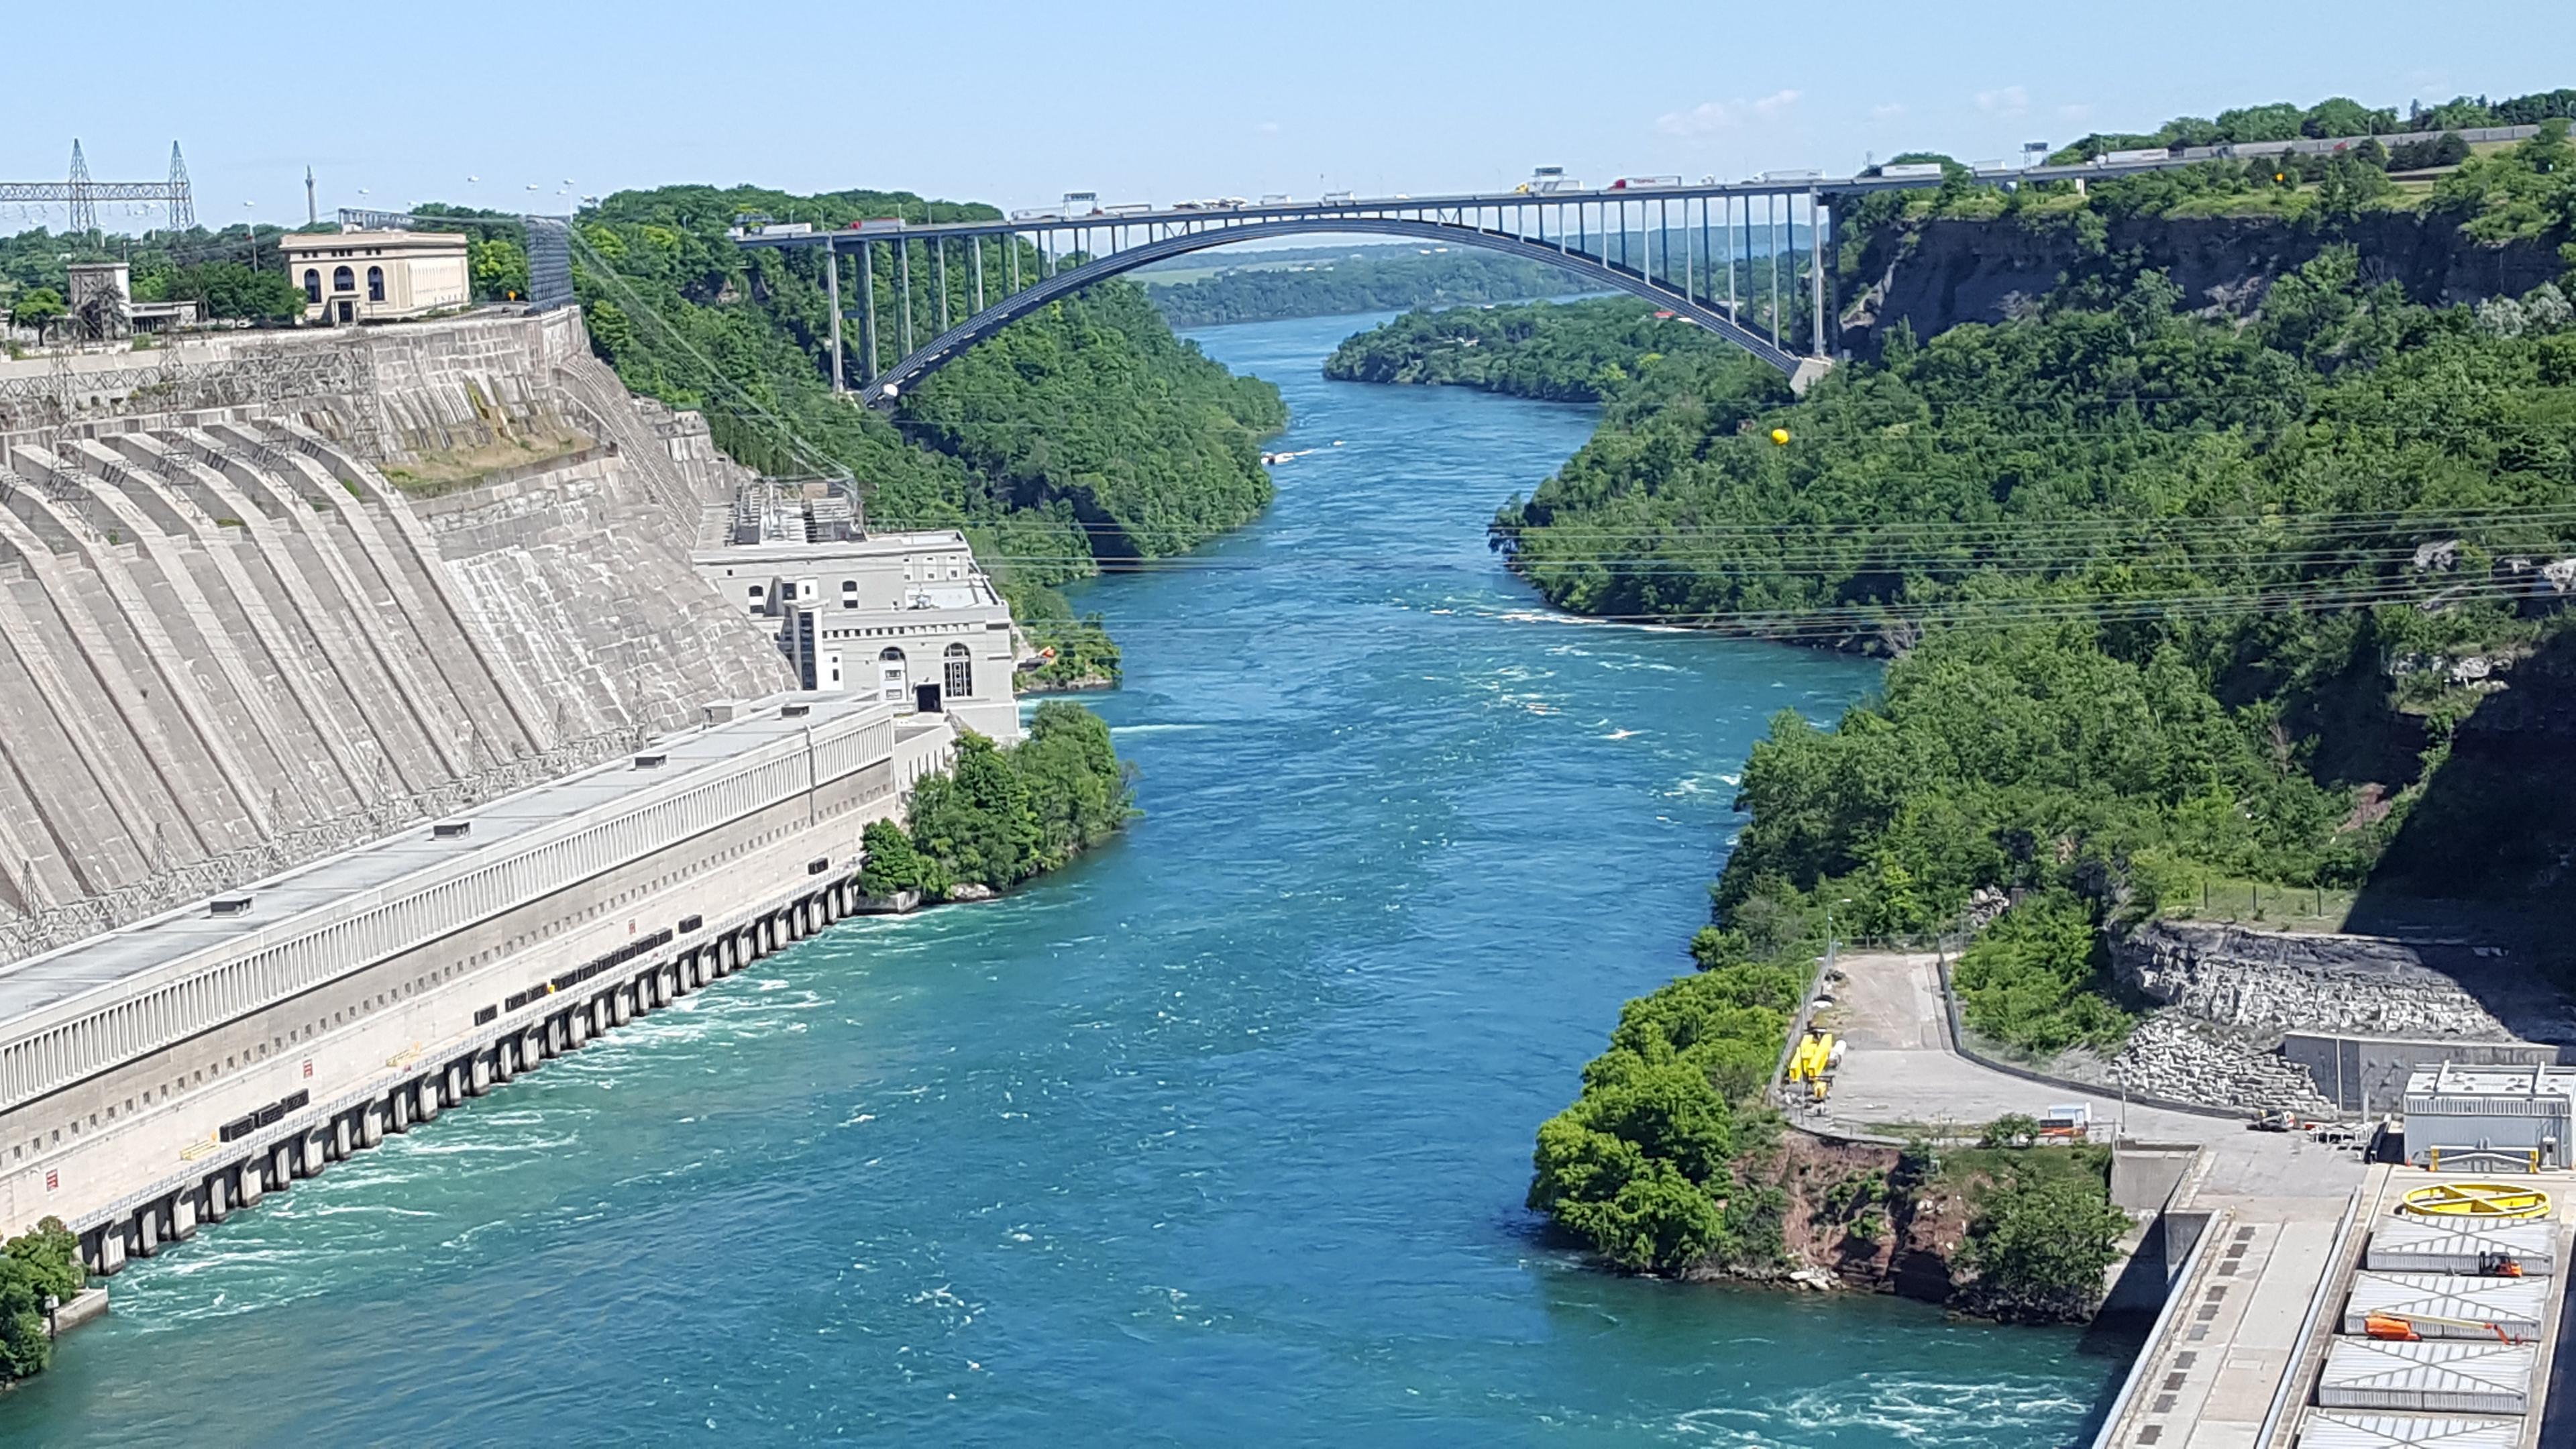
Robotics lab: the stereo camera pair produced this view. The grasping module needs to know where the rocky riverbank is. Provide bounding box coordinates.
[1723,1131,2129,1325]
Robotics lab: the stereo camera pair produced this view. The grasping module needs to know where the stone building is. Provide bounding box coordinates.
[281,229,470,325]
[63,261,200,340]
[693,482,1022,742]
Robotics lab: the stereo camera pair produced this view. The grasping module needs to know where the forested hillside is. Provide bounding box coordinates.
[1463,119,2576,1278]
[1143,247,1579,326]
[1838,99,2576,356]
[570,184,1287,686]
[1323,297,1760,402]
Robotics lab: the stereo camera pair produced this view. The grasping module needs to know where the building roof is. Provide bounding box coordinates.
[2405,1063,2576,1099]
[698,530,979,562]
[278,229,469,254]
[0,691,883,1027]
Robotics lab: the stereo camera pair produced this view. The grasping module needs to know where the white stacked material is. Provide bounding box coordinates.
[2296,1412,2522,1448]
[2316,1339,2536,1415]
[2339,1273,2549,1340]
[2366,1216,2557,1277]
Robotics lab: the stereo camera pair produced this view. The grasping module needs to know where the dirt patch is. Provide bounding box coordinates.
[379,426,597,498]
[1755,1133,1979,1303]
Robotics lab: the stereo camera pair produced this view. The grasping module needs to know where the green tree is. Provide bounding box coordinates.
[160,262,305,321]
[2302,97,2396,138]
[2215,101,2305,142]
[1955,1175,2131,1321]
[857,817,923,898]
[471,237,531,301]
[1013,700,1134,860]
[11,286,65,334]
[906,731,1043,891]
[0,1217,80,1383]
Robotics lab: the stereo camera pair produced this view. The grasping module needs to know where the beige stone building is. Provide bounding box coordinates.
[692,482,1024,743]
[282,230,470,325]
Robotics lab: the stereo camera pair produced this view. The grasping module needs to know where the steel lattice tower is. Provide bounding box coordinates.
[66,140,95,233]
[167,143,193,231]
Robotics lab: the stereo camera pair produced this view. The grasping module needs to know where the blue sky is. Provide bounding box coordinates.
[11,1,2576,232]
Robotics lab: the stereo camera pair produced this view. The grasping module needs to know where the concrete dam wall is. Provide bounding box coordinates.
[0,311,793,961]
[0,308,985,1267]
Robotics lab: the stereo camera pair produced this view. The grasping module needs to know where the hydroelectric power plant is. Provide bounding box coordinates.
[0,304,1018,1277]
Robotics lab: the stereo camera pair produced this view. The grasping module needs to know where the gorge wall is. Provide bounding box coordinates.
[1839,211,2561,357]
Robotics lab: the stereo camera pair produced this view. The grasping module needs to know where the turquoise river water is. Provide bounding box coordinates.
[8,313,2137,1444]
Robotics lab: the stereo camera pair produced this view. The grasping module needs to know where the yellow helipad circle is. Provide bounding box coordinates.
[2399,1182,2551,1221]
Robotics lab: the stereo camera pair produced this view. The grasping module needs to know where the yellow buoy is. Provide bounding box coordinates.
[2399,1182,2551,1221]
[1769,427,1791,445]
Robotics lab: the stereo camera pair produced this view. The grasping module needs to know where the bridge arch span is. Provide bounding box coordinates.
[858,215,1815,409]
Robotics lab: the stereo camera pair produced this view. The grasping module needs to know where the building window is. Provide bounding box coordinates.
[333,265,356,292]
[945,644,973,700]
[879,647,908,704]
[366,266,386,302]
[303,269,322,303]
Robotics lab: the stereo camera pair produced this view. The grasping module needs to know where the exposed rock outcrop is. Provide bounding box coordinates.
[1841,212,2560,358]
[2111,1014,2338,1116]
[2112,920,2515,1040]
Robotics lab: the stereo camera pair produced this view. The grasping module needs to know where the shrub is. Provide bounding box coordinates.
[1955,1176,2131,1322]
[1953,894,2134,1056]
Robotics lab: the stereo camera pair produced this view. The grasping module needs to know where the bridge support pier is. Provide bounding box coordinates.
[826,245,844,394]
[234,1160,263,1209]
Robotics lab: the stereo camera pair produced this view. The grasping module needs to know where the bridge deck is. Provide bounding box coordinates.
[732,155,2217,248]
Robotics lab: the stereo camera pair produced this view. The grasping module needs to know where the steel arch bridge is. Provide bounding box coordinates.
[730,151,2232,407]
[734,180,1876,407]
[842,213,1819,401]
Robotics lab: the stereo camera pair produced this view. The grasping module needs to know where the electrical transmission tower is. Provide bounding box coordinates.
[167,142,194,229]
[65,140,93,232]
[0,140,196,233]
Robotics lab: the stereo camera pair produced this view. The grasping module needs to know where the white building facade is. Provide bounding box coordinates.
[694,522,1022,743]
[281,230,471,325]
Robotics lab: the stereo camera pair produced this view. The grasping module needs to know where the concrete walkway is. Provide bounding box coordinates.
[1805,950,2361,1199]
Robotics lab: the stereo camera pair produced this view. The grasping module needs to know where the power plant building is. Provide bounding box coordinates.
[281,229,471,325]
[693,482,1022,743]
[2401,1064,2576,1169]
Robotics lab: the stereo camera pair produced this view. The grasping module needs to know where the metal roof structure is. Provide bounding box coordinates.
[2317,1340,2536,1417]
[2366,1216,2558,1277]
[2294,1411,2524,1448]
[2341,1273,2551,1340]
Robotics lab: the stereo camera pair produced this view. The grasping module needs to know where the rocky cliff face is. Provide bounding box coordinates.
[2112,920,2517,1038]
[1840,212,2560,356]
